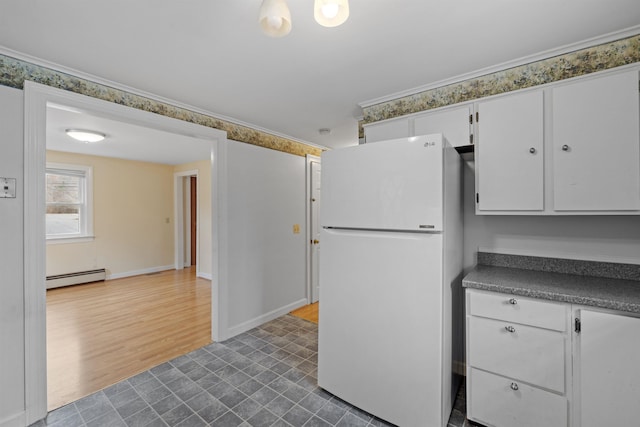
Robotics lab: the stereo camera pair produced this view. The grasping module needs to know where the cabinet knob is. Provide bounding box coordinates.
[505,325,516,333]
[562,144,570,151]
[510,382,519,391]
[529,147,536,154]
[508,298,518,305]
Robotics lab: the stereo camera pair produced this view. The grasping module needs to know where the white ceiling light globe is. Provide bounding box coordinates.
[259,0,292,37]
[314,0,349,27]
[321,3,339,19]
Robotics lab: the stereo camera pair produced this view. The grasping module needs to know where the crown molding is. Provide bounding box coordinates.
[358,25,640,108]
[0,45,328,151]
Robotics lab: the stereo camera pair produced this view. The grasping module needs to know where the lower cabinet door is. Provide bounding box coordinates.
[469,369,567,427]
[578,309,640,427]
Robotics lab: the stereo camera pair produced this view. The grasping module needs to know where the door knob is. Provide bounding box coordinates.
[529,148,536,154]
[313,239,320,244]
[562,144,570,151]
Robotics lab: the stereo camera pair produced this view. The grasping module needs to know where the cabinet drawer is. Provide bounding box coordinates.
[469,290,567,331]
[468,316,566,393]
[468,368,567,427]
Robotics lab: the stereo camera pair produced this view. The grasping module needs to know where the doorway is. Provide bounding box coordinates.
[175,171,199,272]
[24,81,227,422]
[190,176,197,266]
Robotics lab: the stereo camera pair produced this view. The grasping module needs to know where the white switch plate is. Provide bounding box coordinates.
[0,178,16,198]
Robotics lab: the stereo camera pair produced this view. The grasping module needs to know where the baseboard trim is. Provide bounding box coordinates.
[107,265,174,281]
[227,298,308,339]
[197,272,212,280]
[0,411,26,427]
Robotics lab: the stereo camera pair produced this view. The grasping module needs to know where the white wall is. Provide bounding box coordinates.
[45,151,175,279]
[226,140,307,335]
[462,153,640,272]
[0,86,26,426]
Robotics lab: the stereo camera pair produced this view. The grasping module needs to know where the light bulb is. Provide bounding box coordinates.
[267,15,283,29]
[321,3,339,19]
[314,0,349,27]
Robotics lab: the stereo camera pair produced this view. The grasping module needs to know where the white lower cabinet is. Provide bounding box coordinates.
[467,289,640,427]
[466,289,570,427]
[575,309,640,427]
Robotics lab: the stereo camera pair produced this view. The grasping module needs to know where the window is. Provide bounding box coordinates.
[46,163,93,241]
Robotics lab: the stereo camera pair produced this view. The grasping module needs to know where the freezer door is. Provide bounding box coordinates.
[321,134,444,231]
[317,228,445,427]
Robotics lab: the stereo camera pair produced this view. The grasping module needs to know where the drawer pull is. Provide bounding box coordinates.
[505,325,516,333]
[510,382,519,391]
[508,298,518,305]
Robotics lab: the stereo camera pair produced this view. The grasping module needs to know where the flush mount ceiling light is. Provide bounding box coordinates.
[314,0,349,27]
[65,129,106,143]
[259,0,292,37]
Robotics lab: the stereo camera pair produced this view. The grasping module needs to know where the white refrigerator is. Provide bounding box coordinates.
[317,134,463,427]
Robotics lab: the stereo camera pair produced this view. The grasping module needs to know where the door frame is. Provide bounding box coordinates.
[305,154,321,303]
[23,81,229,423]
[174,170,199,272]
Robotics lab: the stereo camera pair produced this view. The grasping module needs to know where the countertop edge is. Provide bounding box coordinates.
[462,264,640,314]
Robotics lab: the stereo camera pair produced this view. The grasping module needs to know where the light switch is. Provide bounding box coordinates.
[0,178,16,198]
[293,224,300,234]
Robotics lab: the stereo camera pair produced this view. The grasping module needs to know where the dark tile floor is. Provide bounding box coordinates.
[32,315,474,427]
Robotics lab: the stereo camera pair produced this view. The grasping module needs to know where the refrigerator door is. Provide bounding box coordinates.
[317,228,444,427]
[321,134,444,231]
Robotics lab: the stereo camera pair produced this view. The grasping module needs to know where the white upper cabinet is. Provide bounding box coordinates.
[552,70,640,212]
[414,105,472,147]
[476,90,544,212]
[364,105,473,147]
[475,67,640,215]
[363,117,410,143]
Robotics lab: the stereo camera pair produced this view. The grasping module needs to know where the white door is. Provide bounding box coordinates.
[310,161,321,303]
[552,70,640,211]
[476,90,544,212]
[577,309,640,427]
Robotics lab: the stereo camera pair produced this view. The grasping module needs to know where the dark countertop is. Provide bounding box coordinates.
[462,253,640,313]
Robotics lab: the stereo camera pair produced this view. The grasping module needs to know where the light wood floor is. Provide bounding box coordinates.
[290,302,319,323]
[46,268,211,411]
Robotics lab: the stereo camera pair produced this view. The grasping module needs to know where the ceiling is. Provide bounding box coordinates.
[2,1,640,151]
[46,106,213,165]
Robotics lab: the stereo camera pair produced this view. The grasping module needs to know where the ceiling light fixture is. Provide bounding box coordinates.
[259,0,292,37]
[65,129,106,143]
[314,0,349,27]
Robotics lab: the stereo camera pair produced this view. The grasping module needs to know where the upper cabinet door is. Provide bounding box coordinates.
[414,105,472,148]
[364,118,410,143]
[552,70,640,211]
[476,90,544,212]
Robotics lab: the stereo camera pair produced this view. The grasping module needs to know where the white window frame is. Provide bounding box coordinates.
[45,162,94,244]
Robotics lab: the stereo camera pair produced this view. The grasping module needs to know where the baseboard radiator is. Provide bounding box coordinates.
[46,268,107,289]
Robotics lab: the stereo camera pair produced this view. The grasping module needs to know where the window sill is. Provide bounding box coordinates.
[46,236,95,245]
